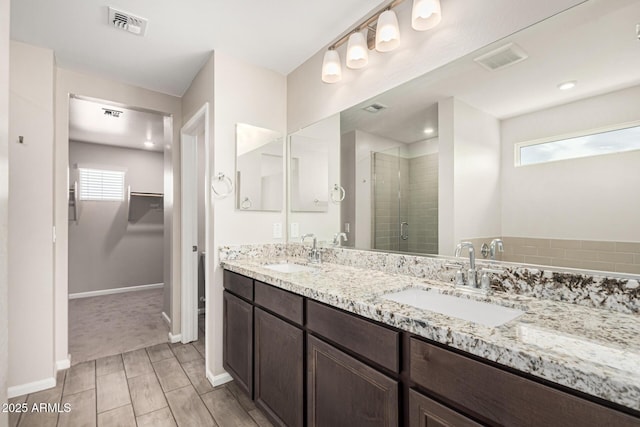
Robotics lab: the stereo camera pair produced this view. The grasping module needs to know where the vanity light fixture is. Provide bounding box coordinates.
[321,49,342,83]
[144,141,155,148]
[320,0,443,83]
[346,31,369,69]
[558,80,577,91]
[375,9,401,52]
[411,0,442,31]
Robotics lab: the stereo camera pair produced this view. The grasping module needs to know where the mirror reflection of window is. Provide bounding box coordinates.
[235,123,283,212]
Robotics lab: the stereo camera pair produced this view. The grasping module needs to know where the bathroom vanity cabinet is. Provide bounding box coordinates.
[223,269,640,427]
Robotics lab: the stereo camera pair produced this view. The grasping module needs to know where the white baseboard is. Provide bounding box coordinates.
[69,283,164,299]
[56,356,71,371]
[8,377,56,398]
[168,332,182,343]
[161,311,171,326]
[207,369,233,387]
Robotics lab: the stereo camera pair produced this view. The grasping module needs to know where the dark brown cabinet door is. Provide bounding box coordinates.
[223,290,253,397]
[307,335,398,427]
[254,308,304,427]
[409,389,481,427]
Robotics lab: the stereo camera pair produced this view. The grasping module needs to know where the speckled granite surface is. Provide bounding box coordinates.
[220,249,640,412]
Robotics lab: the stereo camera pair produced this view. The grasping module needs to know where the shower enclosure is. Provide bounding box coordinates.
[372,146,438,254]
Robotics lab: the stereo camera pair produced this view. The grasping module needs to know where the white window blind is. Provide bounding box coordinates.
[78,168,125,201]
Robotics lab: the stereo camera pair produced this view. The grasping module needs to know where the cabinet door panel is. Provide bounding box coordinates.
[254,308,304,427]
[308,335,398,427]
[223,290,253,397]
[409,389,481,427]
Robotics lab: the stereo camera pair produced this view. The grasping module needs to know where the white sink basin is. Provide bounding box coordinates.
[381,288,525,327]
[263,263,316,273]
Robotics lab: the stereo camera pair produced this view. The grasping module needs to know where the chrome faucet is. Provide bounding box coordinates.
[301,233,322,263]
[332,232,348,247]
[454,241,477,288]
[490,239,504,260]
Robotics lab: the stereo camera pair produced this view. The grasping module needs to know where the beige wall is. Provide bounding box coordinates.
[210,50,286,380]
[0,0,10,421]
[286,0,586,133]
[8,41,56,394]
[68,141,164,294]
[55,67,182,366]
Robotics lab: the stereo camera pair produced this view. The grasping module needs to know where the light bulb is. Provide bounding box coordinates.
[346,32,368,69]
[375,10,400,52]
[412,0,442,31]
[321,50,342,83]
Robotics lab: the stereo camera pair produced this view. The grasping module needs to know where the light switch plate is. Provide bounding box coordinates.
[291,223,299,238]
[272,222,282,239]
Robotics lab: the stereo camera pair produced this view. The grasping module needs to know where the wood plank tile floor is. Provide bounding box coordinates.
[8,338,273,427]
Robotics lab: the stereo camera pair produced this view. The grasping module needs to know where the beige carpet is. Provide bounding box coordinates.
[69,288,168,365]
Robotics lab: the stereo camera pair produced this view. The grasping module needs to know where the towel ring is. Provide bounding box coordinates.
[240,197,252,210]
[331,184,346,203]
[212,172,234,198]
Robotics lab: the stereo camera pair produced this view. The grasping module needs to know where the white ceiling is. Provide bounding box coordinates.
[341,0,640,144]
[69,97,166,152]
[10,0,386,96]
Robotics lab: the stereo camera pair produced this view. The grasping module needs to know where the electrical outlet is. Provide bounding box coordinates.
[344,223,350,233]
[291,223,299,238]
[272,222,282,239]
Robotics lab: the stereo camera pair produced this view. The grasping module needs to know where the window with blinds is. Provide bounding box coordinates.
[78,168,125,201]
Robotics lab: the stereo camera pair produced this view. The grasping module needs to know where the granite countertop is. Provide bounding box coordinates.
[221,257,640,412]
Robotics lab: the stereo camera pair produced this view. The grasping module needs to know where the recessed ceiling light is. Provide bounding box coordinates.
[144,141,155,148]
[424,127,435,134]
[557,80,577,91]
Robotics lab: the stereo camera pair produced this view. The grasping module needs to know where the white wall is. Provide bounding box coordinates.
[438,98,501,255]
[206,51,286,380]
[55,67,182,367]
[287,0,585,132]
[8,41,55,394]
[68,142,164,294]
[288,114,340,243]
[501,84,640,241]
[452,99,501,245]
[0,0,10,421]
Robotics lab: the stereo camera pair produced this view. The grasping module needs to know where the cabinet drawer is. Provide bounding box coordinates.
[223,270,253,301]
[410,338,639,427]
[409,389,481,427]
[307,300,400,373]
[255,280,304,326]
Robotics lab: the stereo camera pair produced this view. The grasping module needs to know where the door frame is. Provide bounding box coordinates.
[180,103,210,344]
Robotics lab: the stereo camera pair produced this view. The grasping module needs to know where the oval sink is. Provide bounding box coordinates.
[381,288,525,327]
[263,263,316,273]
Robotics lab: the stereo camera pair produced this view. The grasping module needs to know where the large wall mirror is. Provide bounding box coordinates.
[236,123,283,211]
[288,0,640,276]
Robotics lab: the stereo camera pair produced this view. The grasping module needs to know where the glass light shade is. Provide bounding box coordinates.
[411,0,442,31]
[321,50,342,83]
[375,10,400,52]
[346,32,369,69]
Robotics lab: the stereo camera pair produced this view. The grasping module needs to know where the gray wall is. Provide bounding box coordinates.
[68,141,164,294]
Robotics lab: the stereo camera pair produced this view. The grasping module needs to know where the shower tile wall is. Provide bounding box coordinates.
[373,152,438,254]
[408,153,438,254]
[373,153,407,252]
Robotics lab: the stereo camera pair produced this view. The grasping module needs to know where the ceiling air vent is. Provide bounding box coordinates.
[474,43,528,71]
[363,103,388,113]
[108,7,148,36]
